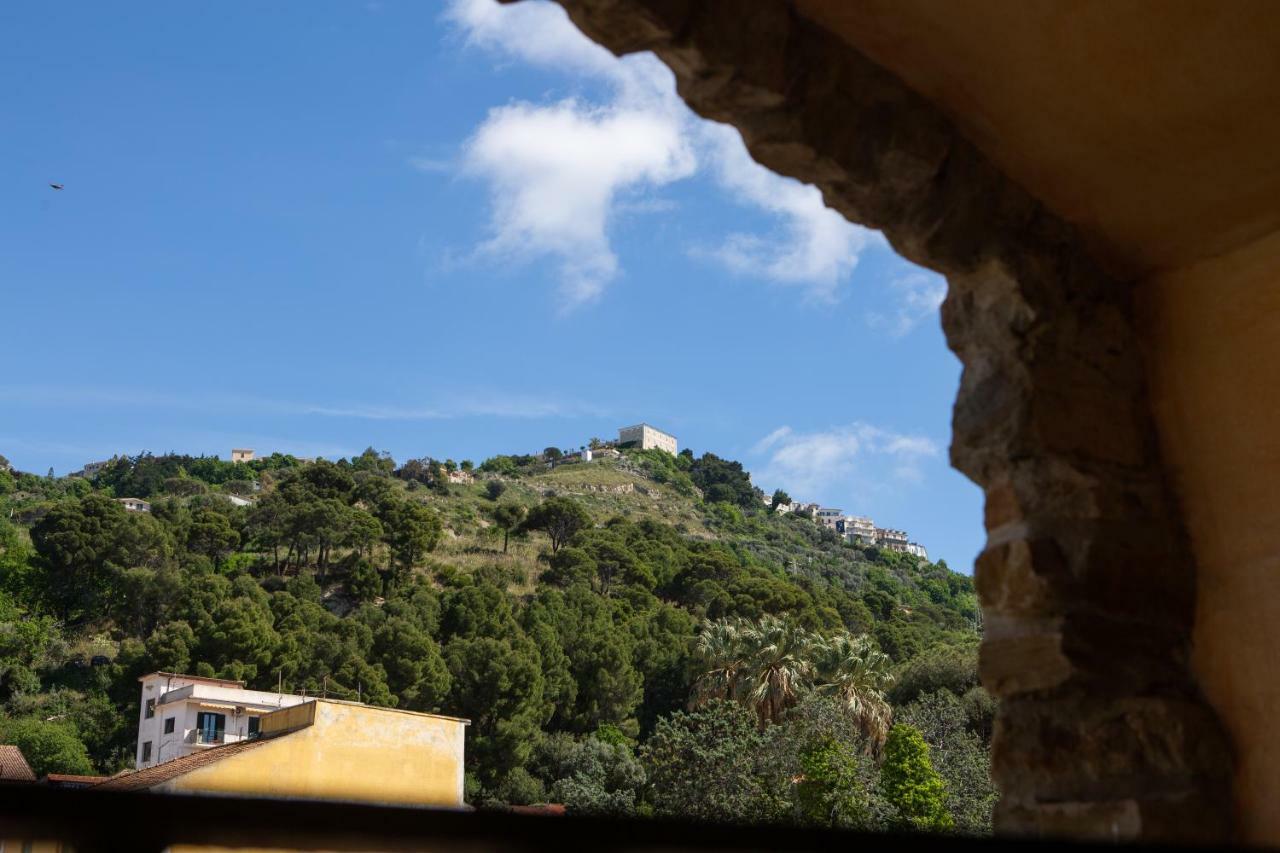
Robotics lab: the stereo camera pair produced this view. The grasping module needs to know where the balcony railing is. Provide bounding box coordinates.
[186,730,225,745]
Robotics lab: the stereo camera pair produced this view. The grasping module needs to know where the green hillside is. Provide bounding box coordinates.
[0,445,992,832]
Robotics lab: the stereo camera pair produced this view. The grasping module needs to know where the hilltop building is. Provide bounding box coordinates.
[875,528,910,553]
[617,423,677,455]
[134,672,310,769]
[74,459,113,479]
[840,516,877,544]
[816,508,843,529]
[231,448,255,463]
[102,697,468,809]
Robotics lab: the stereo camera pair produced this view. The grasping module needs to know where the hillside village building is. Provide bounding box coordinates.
[74,459,112,478]
[105,696,468,809]
[840,516,877,544]
[816,508,843,529]
[617,423,677,455]
[230,448,255,463]
[134,672,310,769]
[874,528,910,553]
[116,498,151,513]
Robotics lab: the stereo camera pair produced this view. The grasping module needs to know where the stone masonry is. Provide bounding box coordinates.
[522,0,1236,840]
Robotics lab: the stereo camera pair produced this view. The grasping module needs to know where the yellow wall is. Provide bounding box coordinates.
[1137,227,1280,844]
[157,701,466,809]
[795,0,1280,277]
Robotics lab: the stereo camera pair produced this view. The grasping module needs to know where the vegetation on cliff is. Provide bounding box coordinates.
[0,445,992,831]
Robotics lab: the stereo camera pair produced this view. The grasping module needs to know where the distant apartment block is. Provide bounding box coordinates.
[841,515,877,544]
[906,542,929,560]
[135,672,310,769]
[617,423,678,455]
[816,508,844,530]
[231,448,255,463]
[875,527,910,552]
[117,498,151,513]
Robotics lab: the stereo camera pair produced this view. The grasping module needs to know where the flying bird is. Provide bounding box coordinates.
[49,183,64,190]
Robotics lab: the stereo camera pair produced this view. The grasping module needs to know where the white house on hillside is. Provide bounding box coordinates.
[135,672,309,769]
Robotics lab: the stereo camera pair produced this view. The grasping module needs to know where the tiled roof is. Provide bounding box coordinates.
[94,737,280,792]
[45,773,108,786]
[0,745,36,782]
[508,804,566,816]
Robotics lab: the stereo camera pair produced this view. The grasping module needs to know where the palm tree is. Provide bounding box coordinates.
[690,617,749,707]
[812,632,895,753]
[737,615,815,726]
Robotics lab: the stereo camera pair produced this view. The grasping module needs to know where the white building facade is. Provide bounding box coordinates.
[906,542,929,560]
[842,515,877,544]
[816,508,844,530]
[135,672,309,769]
[617,424,678,455]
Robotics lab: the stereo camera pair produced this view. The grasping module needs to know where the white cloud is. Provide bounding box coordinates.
[445,0,874,306]
[697,124,873,301]
[869,271,947,337]
[751,422,939,499]
[463,99,694,307]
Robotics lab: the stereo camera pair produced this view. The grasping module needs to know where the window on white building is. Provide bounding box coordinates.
[163,717,175,734]
[197,711,226,744]
[144,698,155,719]
[142,741,152,762]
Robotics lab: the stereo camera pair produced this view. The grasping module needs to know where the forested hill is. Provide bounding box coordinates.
[0,446,993,833]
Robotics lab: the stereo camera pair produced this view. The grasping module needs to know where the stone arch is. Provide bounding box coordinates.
[527,0,1236,840]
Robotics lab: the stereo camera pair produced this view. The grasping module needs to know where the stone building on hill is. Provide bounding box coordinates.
[617,423,677,455]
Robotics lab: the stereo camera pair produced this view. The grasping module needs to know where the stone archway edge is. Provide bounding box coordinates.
[517,0,1237,840]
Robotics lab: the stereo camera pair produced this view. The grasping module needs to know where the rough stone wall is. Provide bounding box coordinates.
[527,0,1235,840]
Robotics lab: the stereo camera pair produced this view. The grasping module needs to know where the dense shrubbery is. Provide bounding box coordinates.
[0,446,990,832]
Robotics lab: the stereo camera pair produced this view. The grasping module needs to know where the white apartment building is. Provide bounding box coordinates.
[906,542,929,560]
[842,515,877,544]
[135,672,309,769]
[617,423,678,455]
[816,508,844,530]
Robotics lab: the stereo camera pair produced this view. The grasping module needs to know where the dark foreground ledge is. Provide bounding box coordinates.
[0,784,1223,853]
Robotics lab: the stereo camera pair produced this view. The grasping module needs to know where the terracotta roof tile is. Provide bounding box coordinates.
[94,737,281,792]
[45,773,109,786]
[0,745,36,782]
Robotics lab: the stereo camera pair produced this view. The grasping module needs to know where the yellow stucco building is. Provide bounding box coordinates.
[97,698,468,807]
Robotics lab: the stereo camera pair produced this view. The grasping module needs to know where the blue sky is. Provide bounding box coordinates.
[0,0,983,570]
